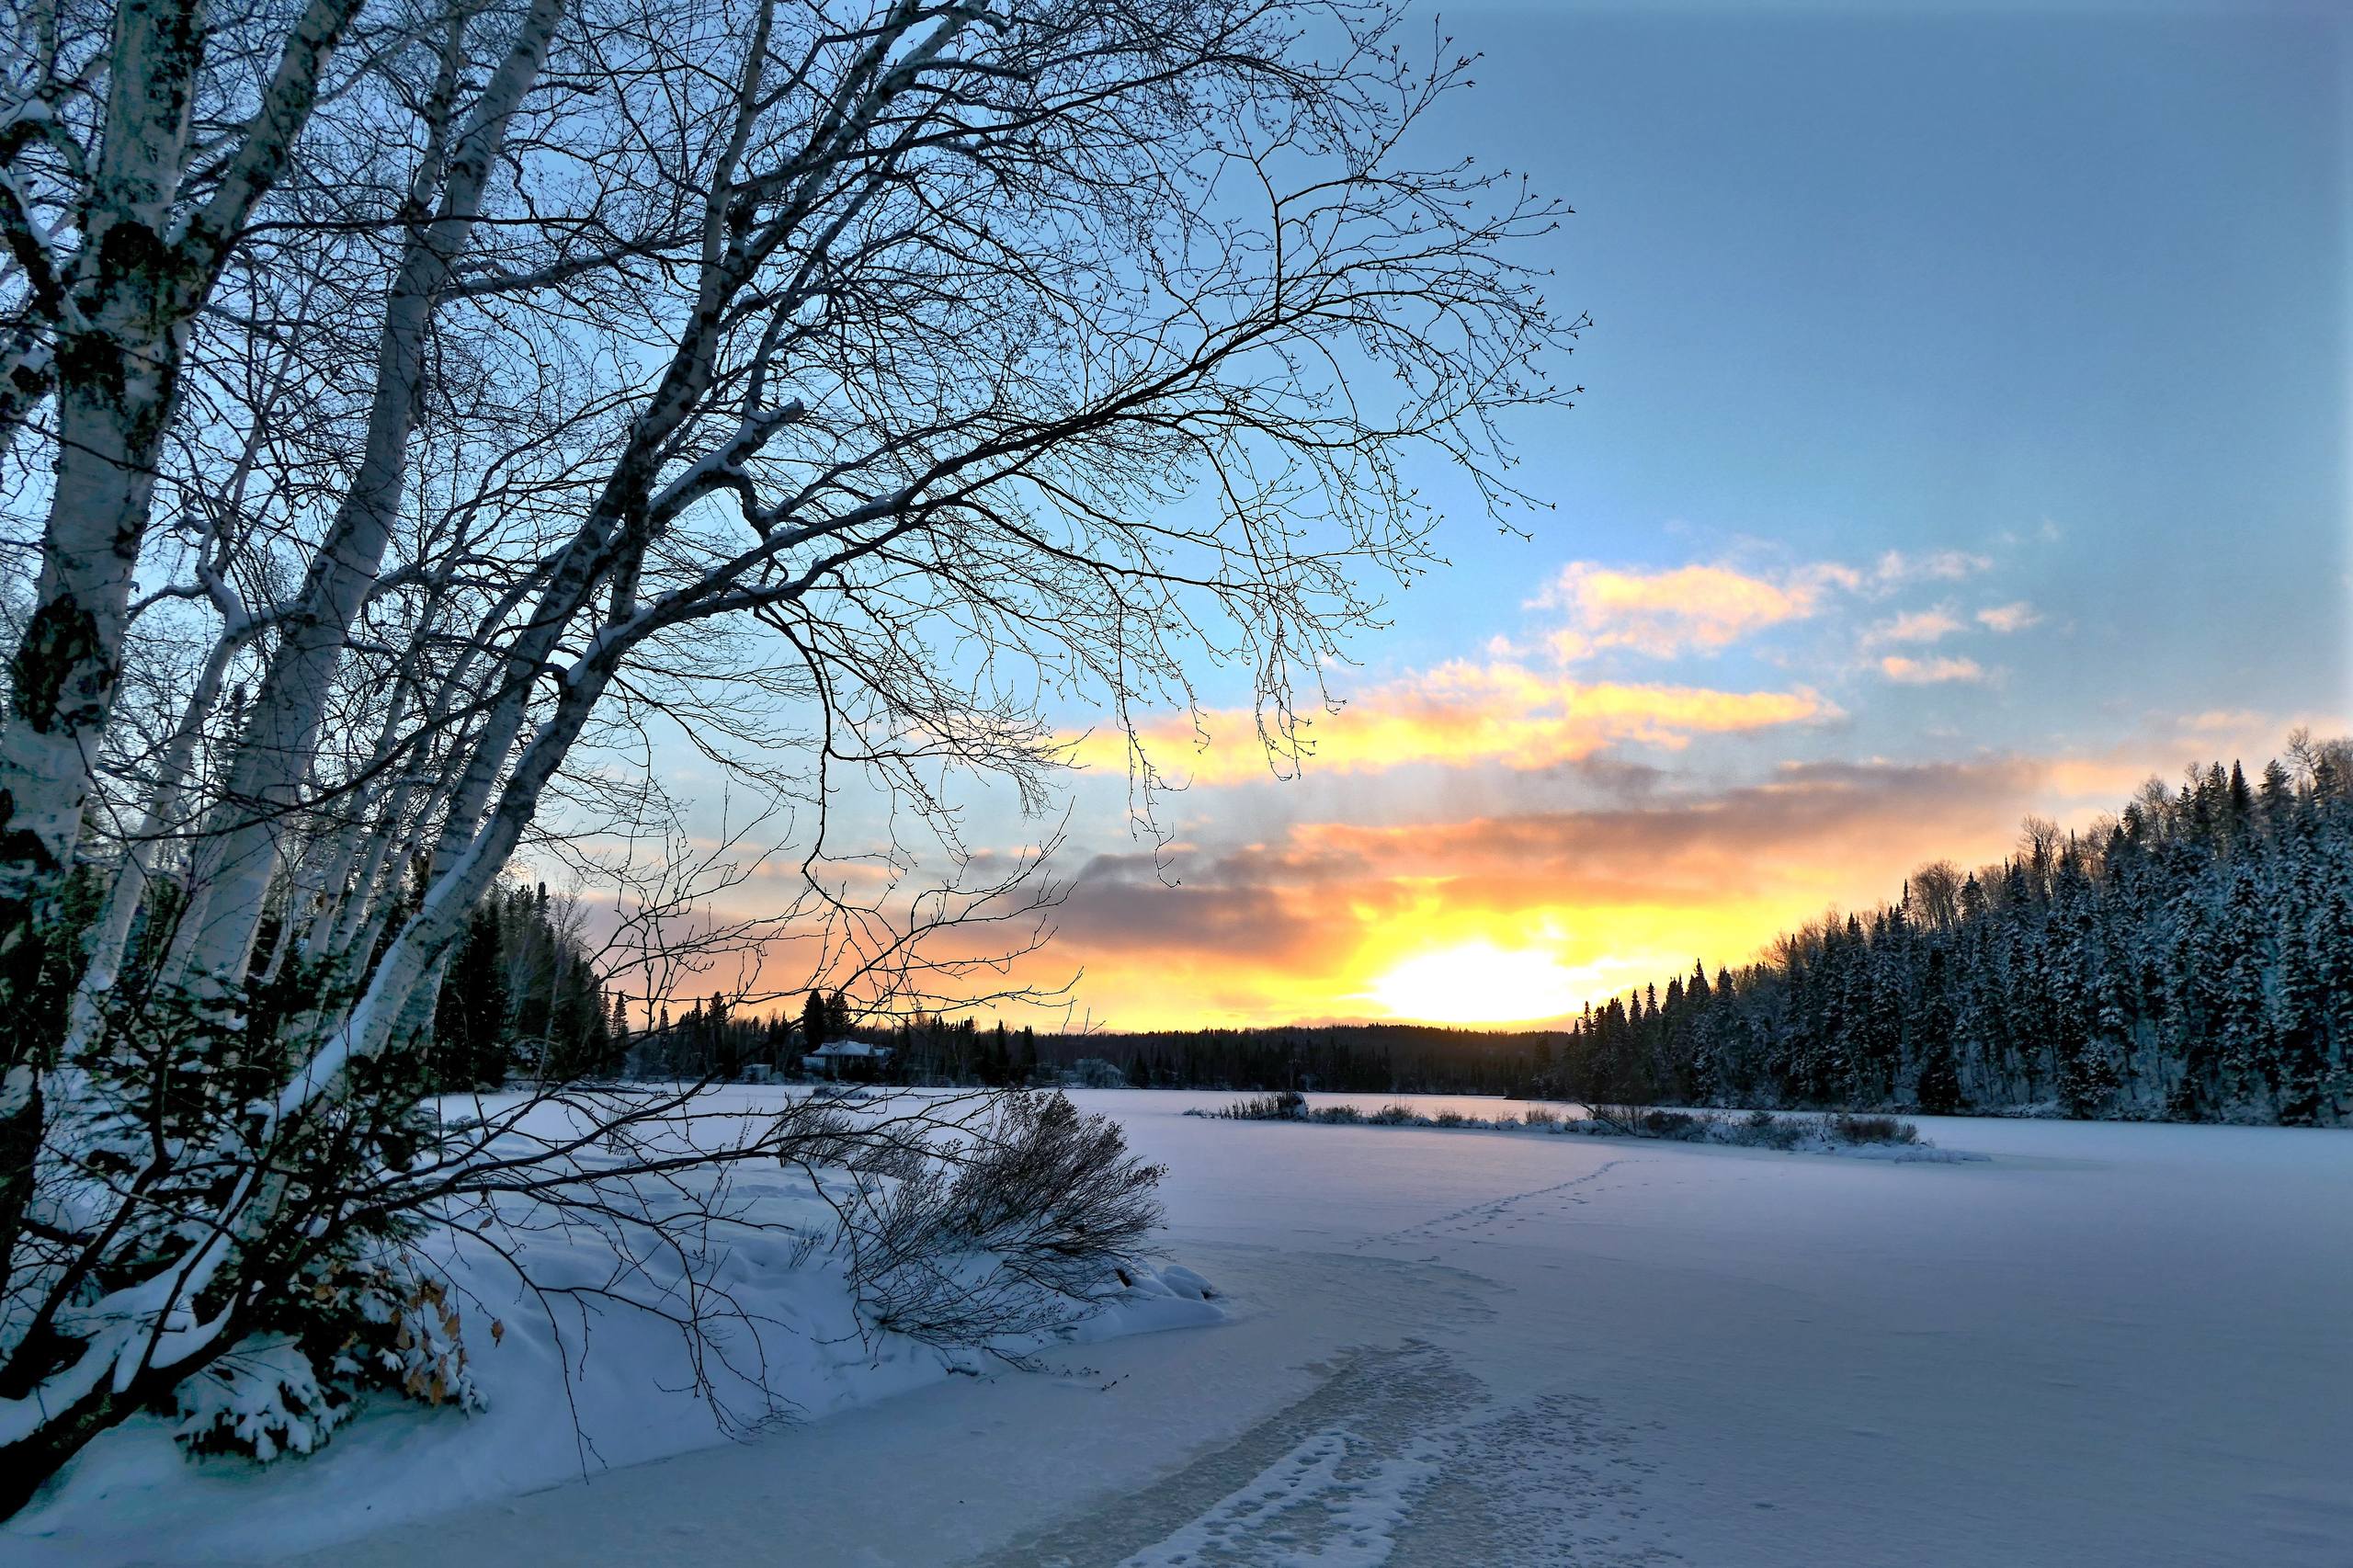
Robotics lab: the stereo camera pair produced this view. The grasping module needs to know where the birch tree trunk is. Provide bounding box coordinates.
[168,0,568,991]
[0,0,365,920]
[0,0,364,1293]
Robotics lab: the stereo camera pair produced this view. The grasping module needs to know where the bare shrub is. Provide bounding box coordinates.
[771,1097,938,1182]
[1371,1104,1418,1125]
[836,1094,1165,1346]
[1827,1113,1919,1146]
[1207,1091,1307,1121]
[1520,1106,1562,1128]
[1737,1109,1807,1150]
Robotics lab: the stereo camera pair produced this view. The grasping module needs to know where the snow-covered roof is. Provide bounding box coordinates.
[807,1040,889,1058]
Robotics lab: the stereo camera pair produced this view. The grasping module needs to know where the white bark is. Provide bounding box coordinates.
[0,0,365,915]
[59,631,239,1058]
[169,0,569,988]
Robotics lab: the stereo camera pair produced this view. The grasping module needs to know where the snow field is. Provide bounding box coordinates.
[12,1088,2349,1567]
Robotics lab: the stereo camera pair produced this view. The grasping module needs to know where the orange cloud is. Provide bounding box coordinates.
[2178,708,2269,737]
[671,723,2348,1033]
[1526,549,2001,665]
[1014,754,2088,1029]
[1535,561,1829,660]
[1068,662,1836,784]
[1879,654,1984,685]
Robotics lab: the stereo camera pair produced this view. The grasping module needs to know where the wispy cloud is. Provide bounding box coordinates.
[1976,601,2042,633]
[1527,549,1998,665]
[1067,542,2023,787]
[1532,562,1831,660]
[1863,608,1964,646]
[1071,662,1838,783]
[1872,548,1992,585]
[1879,654,1985,685]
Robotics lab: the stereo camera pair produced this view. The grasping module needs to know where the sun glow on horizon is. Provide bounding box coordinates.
[1365,938,1596,1026]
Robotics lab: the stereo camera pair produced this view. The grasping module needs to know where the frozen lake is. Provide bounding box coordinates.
[25,1092,2353,1566]
[314,1094,2353,1566]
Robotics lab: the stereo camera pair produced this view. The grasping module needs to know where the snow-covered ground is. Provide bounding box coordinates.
[15,1091,2351,1566]
[4,1088,1222,1565]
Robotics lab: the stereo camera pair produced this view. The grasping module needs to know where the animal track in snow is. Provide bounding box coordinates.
[1370,1160,1639,1248]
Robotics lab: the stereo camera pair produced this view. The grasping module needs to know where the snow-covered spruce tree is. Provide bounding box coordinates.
[0,0,1574,1506]
[1540,734,2352,1125]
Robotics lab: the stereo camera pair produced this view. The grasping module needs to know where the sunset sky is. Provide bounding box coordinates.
[666,2,2350,1031]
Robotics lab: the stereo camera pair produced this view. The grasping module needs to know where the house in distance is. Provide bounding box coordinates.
[802,1039,894,1081]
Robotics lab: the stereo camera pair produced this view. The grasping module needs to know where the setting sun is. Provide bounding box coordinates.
[1366,939,1591,1025]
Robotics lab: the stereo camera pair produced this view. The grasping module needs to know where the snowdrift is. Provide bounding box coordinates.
[6,1150,1221,1566]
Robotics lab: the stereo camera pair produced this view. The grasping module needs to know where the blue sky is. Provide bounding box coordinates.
[1392,3,2347,723]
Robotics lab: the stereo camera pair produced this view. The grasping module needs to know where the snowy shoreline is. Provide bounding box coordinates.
[1186,1093,1992,1161]
[5,1141,1222,1567]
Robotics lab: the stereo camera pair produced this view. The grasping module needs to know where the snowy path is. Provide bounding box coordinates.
[265,1096,2352,1568]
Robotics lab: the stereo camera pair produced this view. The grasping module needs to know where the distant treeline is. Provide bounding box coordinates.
[1027,1021,1556,1097]
[431,881,620,1085]
[1042,733,2353,1127]
[621,993,801,1081]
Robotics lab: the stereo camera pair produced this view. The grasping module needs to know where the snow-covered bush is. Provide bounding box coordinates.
[839,1093,1166,1346]
[174,1338,349,1464]
[173,1252,483,1463]
[1825,1113,1918,1146]
[1190,1097,1938,1156]
[1730,1109,1805,1150]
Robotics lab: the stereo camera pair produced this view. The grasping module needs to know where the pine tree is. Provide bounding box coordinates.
[437,903,513,1088]
[1539,739,2349,1128]
[2224,762,2255,844]
[1914,948,1963,1114]
[2259,759,2294,821]
[2215,867,2274,1108]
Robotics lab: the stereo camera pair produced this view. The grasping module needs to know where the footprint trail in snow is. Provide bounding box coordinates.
[1110,1426,1439,1568]
[974,1341,1676,1568]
